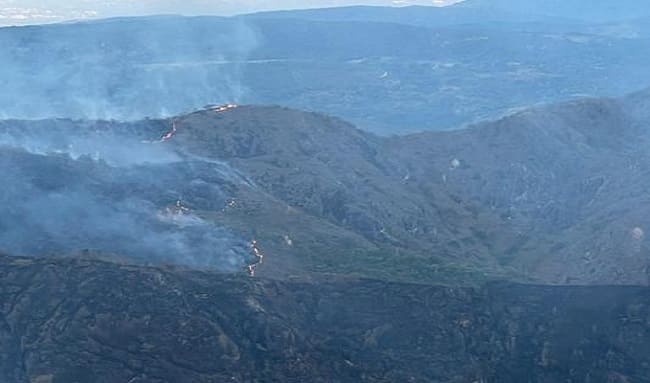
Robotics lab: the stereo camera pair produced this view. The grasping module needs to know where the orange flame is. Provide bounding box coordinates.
[211,103,239,113]
[159,120,177,142]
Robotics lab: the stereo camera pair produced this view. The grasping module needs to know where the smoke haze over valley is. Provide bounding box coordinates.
[3,1,650,134]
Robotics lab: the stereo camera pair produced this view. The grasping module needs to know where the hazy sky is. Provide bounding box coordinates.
[0,0,462,26]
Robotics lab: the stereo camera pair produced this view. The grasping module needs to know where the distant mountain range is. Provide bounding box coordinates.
[242,4,569,26]
[245,1,650,27]
[458,0,650,23]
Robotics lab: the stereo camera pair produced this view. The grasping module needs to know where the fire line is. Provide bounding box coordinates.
[154,103,239,143]
[247,239,264,277]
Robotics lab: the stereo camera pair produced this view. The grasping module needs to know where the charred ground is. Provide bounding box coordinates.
[2,255,650,383]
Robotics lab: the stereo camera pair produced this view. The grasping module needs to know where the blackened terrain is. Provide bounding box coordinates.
[1,255,649,383]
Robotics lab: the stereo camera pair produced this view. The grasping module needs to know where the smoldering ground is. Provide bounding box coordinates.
[0,123,255,271]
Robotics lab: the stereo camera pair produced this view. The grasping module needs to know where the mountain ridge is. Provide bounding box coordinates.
[3,89,650,285]
[456,0,650,23]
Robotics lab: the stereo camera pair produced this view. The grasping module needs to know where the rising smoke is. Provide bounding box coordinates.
[0,120,255,271]
[0,16,258,120]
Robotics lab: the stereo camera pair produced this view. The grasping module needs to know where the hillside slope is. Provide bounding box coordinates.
[386,96,650,284]
[3,91,650,284]
[161,94,650,285]
[2,255,650,383]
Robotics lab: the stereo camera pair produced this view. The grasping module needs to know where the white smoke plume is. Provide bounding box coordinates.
[0,17,258,120]
[0,120,255,271]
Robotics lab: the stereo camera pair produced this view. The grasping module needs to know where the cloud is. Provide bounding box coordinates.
[0,5,98,25]
[0,7,60,21]
[0,0,462,26]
